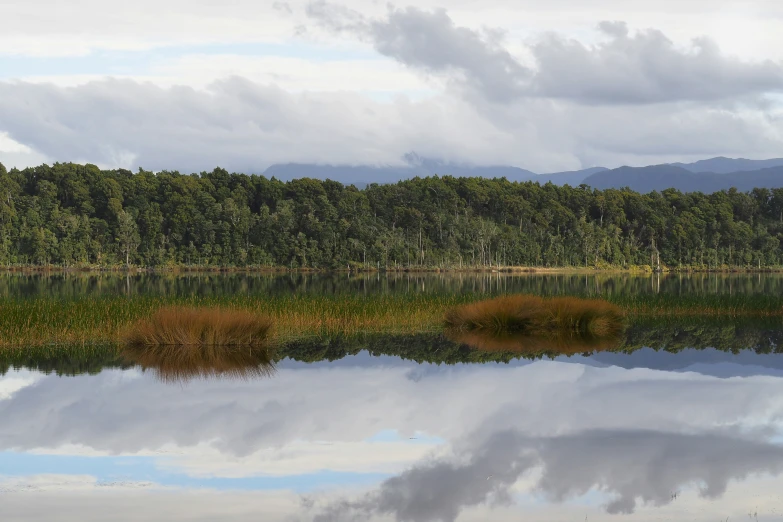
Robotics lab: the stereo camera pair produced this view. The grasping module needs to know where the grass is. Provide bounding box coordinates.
[121,307,276,383]
[0,292,782,350]
[0,294,452,348]
[443,295,625,353]
[444,295,625,338]
[123,306,273,348]
[121,343,276,383]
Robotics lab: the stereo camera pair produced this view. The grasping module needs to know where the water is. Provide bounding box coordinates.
[2,270,783,298]
[1,273,783,521]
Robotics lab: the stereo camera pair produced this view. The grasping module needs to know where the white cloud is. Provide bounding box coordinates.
[147,54,435,93]
[156,439,445,478]
[0,479,304,521]
[0,1,301,57]
[0,474,153,493]
[0,369,45,401]
[2,363,782,458]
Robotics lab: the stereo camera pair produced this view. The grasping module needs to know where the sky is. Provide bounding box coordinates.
[2,352,783,521]
[1,0,783,173]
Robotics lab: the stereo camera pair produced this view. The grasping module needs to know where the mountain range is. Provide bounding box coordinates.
[263,155,783,193]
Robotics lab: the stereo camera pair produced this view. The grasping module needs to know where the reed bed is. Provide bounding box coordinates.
[0,294,462,348]
[610,293,783,318]
[1,292,782,349]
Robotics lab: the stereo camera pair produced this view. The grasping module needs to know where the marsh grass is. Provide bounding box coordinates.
[0,292,782,349]
[444,295,626,338]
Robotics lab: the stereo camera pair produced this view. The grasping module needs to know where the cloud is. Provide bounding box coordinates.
[312,430,538,522]
[1,76,782,173]
[0,1,300,57]
[534,430,783,513]
[368,8,530,104]
[0,77,571,172]
[529,23,783,104]
[159,439,442,478]
[3,361,783,520]
[307,2,531,103]
[0,479,304,521]
[312,429,783,520]
[2,362,783,463]
[308,2,783,105]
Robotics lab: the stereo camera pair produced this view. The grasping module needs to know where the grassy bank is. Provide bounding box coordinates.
[0,293,782,348]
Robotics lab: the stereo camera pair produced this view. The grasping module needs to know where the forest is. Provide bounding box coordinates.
[1,161,783,270]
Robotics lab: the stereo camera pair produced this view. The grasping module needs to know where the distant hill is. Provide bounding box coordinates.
[263,156,783,192]
[262,163,421,186]
[263,160,606,187]
[584,165,783,193]
[672,156,783,174]
[540,167,607,186]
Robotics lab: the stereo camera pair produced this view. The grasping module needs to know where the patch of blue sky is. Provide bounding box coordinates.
[365,429,446,445]
[0,42,380,79]
[0,451,388,493]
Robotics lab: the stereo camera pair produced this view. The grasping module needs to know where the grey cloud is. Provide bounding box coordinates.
[313,429,783,520]
[530,25,783,104]
[368,7,530,103]
[536,430,783,513]
[308,2,783,105]
[305,0,367,33]
[596,20,629,38]
[313,430,536,522]
[307,2,531,103]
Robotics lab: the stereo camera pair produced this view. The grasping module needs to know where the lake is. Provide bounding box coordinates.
[1,272,783,521]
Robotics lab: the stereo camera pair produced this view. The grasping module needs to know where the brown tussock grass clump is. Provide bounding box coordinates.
[444,294,625,339]
[121,306,276,383]
[124,306,273,348]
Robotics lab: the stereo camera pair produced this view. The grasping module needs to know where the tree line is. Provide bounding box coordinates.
[1,161,783,269]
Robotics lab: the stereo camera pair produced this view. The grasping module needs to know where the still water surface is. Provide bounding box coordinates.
[2,271,783,298]
[1,273,783,521]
